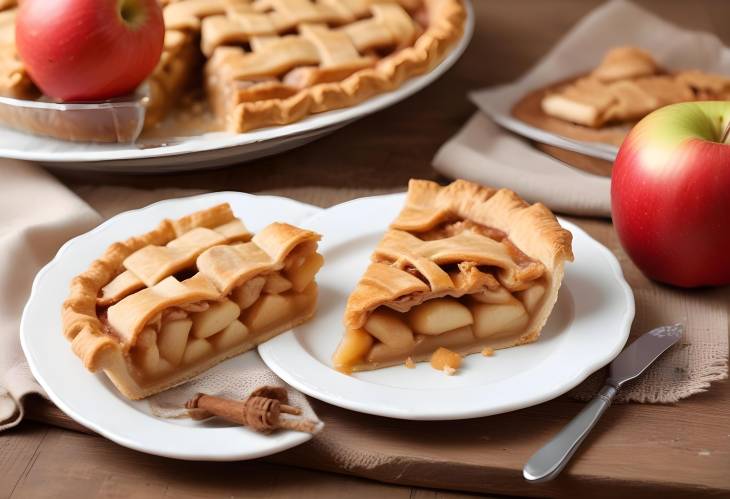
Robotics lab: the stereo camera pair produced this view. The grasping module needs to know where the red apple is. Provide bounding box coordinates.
[15,0,164,102]
[611,101,730,287]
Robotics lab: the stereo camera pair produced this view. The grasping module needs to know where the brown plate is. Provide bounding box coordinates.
[510,76,634,148]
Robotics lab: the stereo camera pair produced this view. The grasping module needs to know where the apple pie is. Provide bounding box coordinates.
[333,179,573,374]
[164,0,466,132]
[512,46,730,146]
[63,203,324,399]
[0,0,467,139]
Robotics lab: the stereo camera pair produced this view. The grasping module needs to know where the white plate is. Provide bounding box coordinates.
[20,192,323,460]
[3,2,474,173]
[485,109,620,162]
[258,194,635,420]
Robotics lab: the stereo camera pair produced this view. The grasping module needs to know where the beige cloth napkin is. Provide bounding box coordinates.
[433,113,611,217]
[0,162,101,430]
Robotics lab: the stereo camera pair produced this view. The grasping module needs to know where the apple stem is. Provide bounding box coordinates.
[722,120,730,145]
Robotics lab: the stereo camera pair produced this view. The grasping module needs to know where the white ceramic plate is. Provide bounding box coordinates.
[2,2,474,173]
[258,194,635,420]
[20,192,323,460]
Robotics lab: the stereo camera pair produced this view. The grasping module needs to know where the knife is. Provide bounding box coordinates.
[523,324,683,482]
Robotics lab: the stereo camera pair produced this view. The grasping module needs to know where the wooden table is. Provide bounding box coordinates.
[4,1,729,498]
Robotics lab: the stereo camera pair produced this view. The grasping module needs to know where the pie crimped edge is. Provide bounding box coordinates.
[338,179,574,371]
[62,203,321,400]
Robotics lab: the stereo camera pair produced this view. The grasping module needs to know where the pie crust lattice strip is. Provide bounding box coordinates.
[333,179,574,374]
[63,203,324,400]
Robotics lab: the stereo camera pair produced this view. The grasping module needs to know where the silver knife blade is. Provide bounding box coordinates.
[523,324,684,482]
[607,324,683,387]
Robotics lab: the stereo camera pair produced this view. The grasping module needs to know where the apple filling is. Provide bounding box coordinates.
[335,215,549,373]
[120,250,322,384]
[100,230,323,387]
[334,278,546,373]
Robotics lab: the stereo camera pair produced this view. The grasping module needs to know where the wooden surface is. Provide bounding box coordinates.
[17,219,730,498]
[2,420,490,499]
[7,1,730,498]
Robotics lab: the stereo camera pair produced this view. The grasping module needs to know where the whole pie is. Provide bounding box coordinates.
[333,179,574,374]
[512,46,730,146]
[63,203,324,399]
[0,0,467,139]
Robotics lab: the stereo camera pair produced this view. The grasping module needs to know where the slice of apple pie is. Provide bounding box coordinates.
[333,179,573,374]
[63,203,323,399]
[540,46,730,129]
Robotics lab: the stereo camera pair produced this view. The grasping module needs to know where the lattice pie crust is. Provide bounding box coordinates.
[63,204,323,400]
[333,180,574,373]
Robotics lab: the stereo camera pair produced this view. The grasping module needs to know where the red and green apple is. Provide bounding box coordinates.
[611,101,730,287]
[15,0,165,102]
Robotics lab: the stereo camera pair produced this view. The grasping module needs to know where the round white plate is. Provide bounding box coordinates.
[3,2,474,172]
[20,192,323,460]
[259,194,635,420]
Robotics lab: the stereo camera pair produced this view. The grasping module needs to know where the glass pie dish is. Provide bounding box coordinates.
[0,86,148,143]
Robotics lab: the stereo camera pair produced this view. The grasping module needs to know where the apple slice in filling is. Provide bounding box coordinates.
[125,262,320,383]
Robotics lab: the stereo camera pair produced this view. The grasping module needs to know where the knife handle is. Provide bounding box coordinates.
[523,384,617,482]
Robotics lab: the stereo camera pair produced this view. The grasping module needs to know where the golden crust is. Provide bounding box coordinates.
[62,203,320,394]
[0,5,36,100]
[342,179,573,367]
[202,0,467,132]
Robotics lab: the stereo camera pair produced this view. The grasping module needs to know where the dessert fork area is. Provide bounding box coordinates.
[2,1,729,499]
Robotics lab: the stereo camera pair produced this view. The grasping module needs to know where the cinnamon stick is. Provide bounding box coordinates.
[185,391,317,434]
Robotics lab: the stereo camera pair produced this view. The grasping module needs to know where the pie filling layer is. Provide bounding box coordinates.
[125,276,319,386]
[334,217,548,373]
[104,247,323,387]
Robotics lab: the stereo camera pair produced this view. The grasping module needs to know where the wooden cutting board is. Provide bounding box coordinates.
[26,217,730,499]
